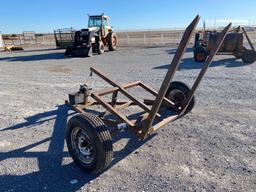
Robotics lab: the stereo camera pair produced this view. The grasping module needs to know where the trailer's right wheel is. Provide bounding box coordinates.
[194,47,207,62]
[166,81,195,114]
[241,49,256,64]
[66,113,113,174]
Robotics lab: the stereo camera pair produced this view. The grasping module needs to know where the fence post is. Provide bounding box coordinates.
[144,33,146,45]
[161,32,163,44]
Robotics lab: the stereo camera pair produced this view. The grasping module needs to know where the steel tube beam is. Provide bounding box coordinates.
[152,114,179,132]
[242,27,255,51]
[181,23,232,115]
[91,67,161,118]
[91,93,135,127]
[139,82,180,111]
[145,15,200,129]
[95,81,141,96]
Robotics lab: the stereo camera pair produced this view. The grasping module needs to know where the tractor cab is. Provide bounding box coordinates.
[88,15,113,37]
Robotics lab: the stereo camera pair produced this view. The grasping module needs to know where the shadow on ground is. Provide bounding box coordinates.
[153,57,251,70]
[0,48,115,62]
[153,47,253,70]
[0,52,66,62]
[166,47,194,55]
[0,105,154,192]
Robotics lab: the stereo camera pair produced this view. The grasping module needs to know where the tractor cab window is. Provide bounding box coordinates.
[88,17,102,27]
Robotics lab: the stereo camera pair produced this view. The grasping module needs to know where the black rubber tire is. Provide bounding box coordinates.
[194,46,207,62]
[241,49,256,64]
[107,33,117,51]
[97,41,105,54]
[165,81,195,114]
[66,113,113,174]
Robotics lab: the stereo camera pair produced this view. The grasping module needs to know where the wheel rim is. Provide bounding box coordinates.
[71,127,95,164]
[168,89,186,107]
[112,36,117,47]
[196,52,205,61]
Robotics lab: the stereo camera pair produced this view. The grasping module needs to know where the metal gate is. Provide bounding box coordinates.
[54,28,75,49]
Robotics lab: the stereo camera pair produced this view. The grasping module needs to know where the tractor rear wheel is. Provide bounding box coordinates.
[194,47,207,62]
[165,81,195,114]
[97,41,105,54]
[66,113,113,174]
[107,33,117,51]
[241,49,256,64]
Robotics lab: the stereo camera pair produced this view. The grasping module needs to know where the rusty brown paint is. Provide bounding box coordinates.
[242,27,255,51]
[91,67,161,118]
[67,16,233,141]
[181,23,232,115]
[144,15,200,131]
[91,93,135,127]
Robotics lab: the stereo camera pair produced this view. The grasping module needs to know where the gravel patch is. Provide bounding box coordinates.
[0,47,255,192]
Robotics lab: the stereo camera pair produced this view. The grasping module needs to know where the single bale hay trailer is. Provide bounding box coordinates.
[65,16,231,174]
[194,26,256,64]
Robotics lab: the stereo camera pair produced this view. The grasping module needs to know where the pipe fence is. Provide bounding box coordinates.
[3,28,256,48]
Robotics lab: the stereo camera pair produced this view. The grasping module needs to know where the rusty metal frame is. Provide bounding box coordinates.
[66,16,231,140]
[209,26,255,56]
[241,27,255,51]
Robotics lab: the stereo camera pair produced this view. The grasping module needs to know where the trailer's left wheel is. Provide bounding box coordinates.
[165,81,195,114]
[66,113,113,174]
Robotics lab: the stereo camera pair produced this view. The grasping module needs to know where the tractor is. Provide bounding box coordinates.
[194,26,256,64]
[65,14,117,57]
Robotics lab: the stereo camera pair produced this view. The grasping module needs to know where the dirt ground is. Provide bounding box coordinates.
[0,46,255,192]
